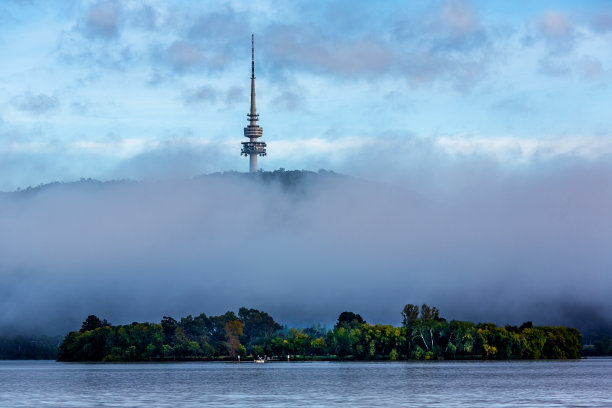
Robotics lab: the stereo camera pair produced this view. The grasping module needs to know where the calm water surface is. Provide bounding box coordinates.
[1,359,611,407]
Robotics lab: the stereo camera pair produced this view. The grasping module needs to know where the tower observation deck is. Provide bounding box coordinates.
[240,34,266,172]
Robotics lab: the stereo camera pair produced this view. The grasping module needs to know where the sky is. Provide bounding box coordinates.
[0,0,611,193]
[1,0,612,334]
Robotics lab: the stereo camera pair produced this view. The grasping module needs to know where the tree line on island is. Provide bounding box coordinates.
[57,304,583,362]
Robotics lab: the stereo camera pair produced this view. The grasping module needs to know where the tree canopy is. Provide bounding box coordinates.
[336,311,366,329]
[57,305,583,362]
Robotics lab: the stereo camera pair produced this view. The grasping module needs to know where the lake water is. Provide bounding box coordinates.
[1,359,611,407]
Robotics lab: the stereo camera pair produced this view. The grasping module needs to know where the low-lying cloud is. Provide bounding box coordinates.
[1,162,611,336]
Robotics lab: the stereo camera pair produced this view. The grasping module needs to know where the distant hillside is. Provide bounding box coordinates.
[2,169,346,195]
[1,169,429,208]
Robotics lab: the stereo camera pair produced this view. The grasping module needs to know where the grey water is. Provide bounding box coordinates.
[1,359,611,407]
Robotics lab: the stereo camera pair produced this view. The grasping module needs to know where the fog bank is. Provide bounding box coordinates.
[1,168,611,335]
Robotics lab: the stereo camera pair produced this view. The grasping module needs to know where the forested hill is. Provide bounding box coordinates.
[2,169,350,195]
[0,169,427,207]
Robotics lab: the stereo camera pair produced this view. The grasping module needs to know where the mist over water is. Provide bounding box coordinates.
[1,163,611,336]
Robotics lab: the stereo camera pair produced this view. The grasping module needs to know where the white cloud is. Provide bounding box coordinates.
[435,136,612,160]
[273,137,369,157]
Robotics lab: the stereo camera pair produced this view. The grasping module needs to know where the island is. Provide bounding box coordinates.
[57,304,582,362]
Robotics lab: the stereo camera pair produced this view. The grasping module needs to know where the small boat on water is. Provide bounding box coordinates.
[254,356,265,363]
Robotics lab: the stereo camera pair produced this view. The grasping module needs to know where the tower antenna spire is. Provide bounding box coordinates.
[241,34,266,172]
[251,33,255,80]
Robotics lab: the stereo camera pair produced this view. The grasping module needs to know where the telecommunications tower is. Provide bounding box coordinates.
[240,34,267,172]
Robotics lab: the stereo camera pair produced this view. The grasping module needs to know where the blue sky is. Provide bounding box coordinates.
[1,0,611,192]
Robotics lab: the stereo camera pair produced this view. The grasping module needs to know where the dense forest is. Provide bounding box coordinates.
[58,305,583,362]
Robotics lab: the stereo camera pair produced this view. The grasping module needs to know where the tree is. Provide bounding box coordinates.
[180,314,209,341]
[80,315,104,332]
[161,316,178,345]
[304,324,327,339]
[335,312,365,329]
[287,329,310,356]
[310,337,327,355]
[402,304,446,359]
[209,311,238,342]
[520,327,546,359]
[420,304,440,321]
[447,320,476,357]
[401,304,419,325]
[330,326,351,356]
[225,320,244,358]
[238,307,281,349]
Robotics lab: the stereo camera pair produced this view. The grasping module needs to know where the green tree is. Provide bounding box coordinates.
[401,304,419,326]
[161,316,178,345]
[180,314,210,342]
[521,327,547,359]
[310,337,327,355]
[80,315,104,332]
[238,307,281,352]
[335,312,365,329]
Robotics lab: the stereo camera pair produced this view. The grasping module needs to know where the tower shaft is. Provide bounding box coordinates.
[250,73,257,127]
[241,34,266,171]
